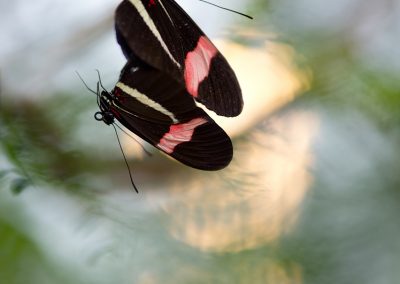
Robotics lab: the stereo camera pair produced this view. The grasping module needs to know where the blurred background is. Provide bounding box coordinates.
[1,0,399,283]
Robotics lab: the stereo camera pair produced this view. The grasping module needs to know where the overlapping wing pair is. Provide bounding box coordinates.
[107,0,243,170]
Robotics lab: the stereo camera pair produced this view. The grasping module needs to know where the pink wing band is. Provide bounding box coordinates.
[184,36,218,98]
[157,117,208,154]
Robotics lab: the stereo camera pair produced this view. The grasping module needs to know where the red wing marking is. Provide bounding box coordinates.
[157,117,208,154]
[184,36,218,98]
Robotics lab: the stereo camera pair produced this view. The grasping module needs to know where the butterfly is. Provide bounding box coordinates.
[96,0,243,171]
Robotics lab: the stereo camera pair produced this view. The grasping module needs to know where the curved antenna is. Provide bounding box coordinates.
[96,69,108,92]
[199,0,253,19]
[112,124,139,193]
[76,71,98,96]
[96,82,101,108]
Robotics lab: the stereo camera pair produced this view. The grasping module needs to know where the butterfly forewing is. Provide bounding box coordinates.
[115,0,182,79]
[115,0,243,117]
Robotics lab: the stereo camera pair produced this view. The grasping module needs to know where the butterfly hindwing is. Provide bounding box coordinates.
[115,0,243,117]
[108,59,233,170]
[112,59,195,124]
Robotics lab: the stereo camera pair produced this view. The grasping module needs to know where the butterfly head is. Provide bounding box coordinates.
[95,91,115,125]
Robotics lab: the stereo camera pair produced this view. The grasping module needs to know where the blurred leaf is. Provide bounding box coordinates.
[10,178,30,195]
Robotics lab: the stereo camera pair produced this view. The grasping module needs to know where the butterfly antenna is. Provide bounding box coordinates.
[114,123,153,157]
[112,124,139,193]
[198,0,253,19]
[96,69,108,92]
[96,82,101,108]
[76,71,98,96]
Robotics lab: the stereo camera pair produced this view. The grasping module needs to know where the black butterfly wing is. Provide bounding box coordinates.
[110,60,233,170]
[115,0,182,81]
[115,0,243,117]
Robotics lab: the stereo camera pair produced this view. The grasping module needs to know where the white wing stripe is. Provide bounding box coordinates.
[128,0,180,68]
[115,82,178,123]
